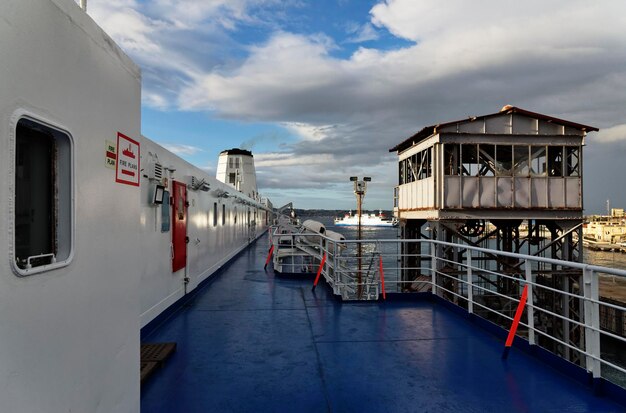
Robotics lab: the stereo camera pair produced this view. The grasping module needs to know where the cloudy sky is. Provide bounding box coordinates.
[83,0,626,213]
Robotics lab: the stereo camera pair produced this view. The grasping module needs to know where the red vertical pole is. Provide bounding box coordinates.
[379,255,386,300]
[312,253,327,291]
[264,245,274,269]
[502,284,528,359]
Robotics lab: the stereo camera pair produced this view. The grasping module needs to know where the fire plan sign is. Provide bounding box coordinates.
[105,140,116,169]
[115,132,140,186]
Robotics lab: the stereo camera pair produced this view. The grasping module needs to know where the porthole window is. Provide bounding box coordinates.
[13,117,73,275]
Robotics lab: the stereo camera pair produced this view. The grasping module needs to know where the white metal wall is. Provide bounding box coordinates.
[0,0,141,412]
[139,139,269,327]
[443,176,581,209]
[0,1,272,412]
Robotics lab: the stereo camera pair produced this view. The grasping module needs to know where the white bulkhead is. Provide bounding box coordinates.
[0,1,272,412]
[138,139,271,326]
[0,0,142,411]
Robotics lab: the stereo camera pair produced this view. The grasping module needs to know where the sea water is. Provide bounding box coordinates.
[310,216,626,271]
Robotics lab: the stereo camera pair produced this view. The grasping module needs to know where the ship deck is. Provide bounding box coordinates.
[141,234,624,412]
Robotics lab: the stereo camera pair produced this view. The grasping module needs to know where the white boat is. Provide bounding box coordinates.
[334,210,398,227]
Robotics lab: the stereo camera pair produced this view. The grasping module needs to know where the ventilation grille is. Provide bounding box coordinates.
[152,162,163,180]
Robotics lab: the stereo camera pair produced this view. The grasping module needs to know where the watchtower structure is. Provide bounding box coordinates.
[390,105,598,363]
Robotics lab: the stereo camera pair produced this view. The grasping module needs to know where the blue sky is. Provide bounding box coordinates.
[86,0,626,213]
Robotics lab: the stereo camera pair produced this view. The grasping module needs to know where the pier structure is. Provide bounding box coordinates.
[390,105,599,365]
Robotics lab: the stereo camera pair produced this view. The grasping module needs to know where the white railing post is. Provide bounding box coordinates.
[583,267,601,378]
[430,241,437,296]
[466,249,473,314]
[524,259,535,345]
[319,234,323,262]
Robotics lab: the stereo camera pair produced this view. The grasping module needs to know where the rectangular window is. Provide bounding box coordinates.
[478,144,495,176]
[548,146,563,177]
[444,144,460,175]
[222,204,226,225]
[461,144,479,176]
[566,146,580,176]
[495,145,513,176]
[530,146,547,176]
[213,202,218,227]
[513,145,530,176]
[14,118,72,274]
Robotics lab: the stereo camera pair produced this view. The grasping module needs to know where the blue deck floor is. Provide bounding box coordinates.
[141,235,624,412]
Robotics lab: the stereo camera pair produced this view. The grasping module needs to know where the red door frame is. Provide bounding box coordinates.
[172,181,187,272]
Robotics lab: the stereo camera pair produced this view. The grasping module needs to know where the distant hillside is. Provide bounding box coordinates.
[294,209,393,218]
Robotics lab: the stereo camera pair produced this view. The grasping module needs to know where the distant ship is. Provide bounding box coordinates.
[334,210,398,227]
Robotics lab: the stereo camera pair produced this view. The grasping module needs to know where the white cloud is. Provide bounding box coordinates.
[159,143,204,155]
[179,1,626,126]
[255,152,333,167]
[281,123,333,141]
[148,0,255,30]
[88,0,163,55]
[596,124,626,143]
[81,0,626,210]
[345,23,379,43]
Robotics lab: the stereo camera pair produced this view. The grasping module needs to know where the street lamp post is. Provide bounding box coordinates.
[350,176,371,298]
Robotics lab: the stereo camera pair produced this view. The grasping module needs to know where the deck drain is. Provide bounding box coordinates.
[140,342,176,383]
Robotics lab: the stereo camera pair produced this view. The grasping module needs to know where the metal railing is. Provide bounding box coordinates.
[269,225,626,387]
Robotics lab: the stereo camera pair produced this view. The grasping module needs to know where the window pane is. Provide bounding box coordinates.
[478,144,495,176]
[496,145,513,176]
[15,118,72,272]
[444,144,460,175]
[15,122,54,268]
[461,144,479,176]
[566,146,580,176]
[530,146,546,176]
[513,145,530,176]
[548,146,563,177]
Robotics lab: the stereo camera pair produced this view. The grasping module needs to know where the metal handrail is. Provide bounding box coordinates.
[268,224,626,386]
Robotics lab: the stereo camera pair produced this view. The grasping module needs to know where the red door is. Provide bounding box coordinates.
[172,181,187,272]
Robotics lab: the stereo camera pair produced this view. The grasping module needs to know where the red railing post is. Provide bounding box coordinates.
[502,284,528,359]
[264,245,274,269]
[312,253,327,291]
[379,255,386,300]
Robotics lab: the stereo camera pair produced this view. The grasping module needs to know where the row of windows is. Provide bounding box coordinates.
[227,157,241,169]
[398,144,582,185]
[444,144,580,177]
[212,203,256,227]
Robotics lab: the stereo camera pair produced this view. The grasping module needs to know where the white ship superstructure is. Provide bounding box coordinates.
[216,148,259,201]
[334,210,397,227]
